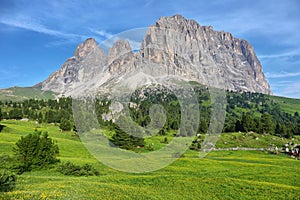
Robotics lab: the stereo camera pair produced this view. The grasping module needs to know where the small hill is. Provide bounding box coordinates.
[0,86,56,101]
[269,95,300,114]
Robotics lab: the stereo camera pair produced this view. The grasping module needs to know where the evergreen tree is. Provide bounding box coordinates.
[60,109,70,120]
[110,125,144,150]
[59,118,71,131]
[14,132,59,173]
[38,113,43,124]
[261,113,275,134]
[275,123,290,138]
[45,110,54,123]
[8,109,22,119]
[198,118,208,133]
[2,111,8,120]
[45,110,60,123]
[254,117,263,133]
[235,120,243,132]
[241,113,255,132]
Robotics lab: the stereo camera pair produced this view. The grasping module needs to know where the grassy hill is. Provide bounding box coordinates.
[0,87,300,199]
[0,120,299,199]
[0,86,56,101]
[269,95,300,114]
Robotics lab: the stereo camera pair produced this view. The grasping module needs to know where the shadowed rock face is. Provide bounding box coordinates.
[41,15,271,96]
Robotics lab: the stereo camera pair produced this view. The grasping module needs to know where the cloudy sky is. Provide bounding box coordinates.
[0,0,299,98]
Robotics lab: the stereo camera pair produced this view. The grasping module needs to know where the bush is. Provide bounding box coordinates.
[0,155,19,173]
[0,169,16,192]
[14,131,59,173]
[59,118,72,131]
[56,161,99,176]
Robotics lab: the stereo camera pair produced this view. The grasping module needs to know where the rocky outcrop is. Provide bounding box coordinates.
[41,15,272,95]
[42,38,107,93]
[140,14,271,93]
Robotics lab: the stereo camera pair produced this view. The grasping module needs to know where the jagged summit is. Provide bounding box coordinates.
[108,39,132,64]
[156,14,202,30]
[74,38,98,60]
[41,15,271,96]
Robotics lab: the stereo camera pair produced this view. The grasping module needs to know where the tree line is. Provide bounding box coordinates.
[0,98,73,131]
[0,87,299,148]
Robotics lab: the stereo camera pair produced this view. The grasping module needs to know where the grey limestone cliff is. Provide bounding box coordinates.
[41,15,271,96]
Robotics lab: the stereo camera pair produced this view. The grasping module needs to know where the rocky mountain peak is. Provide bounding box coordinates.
[41,15,272,96]
[74,38,98,60]
[140,15,271,94]
[156,14,200,31]
[108,39,132,64]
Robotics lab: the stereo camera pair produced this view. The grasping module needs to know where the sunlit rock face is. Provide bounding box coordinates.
[41,15,271,96]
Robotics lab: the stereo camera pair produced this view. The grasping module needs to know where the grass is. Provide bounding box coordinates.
[216,132,300,148]
[0,86,55,101]
[0,120,299,199]
[269,95,300,114]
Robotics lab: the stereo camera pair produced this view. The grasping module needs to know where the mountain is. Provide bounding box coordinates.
[40,14,271,96]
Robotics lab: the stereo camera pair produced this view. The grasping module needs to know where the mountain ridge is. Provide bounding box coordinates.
[1,15,272,99]
[40,15,271,97]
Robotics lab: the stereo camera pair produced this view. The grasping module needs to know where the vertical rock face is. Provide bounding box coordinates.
[41,15,272,95]
[108,39,134,74]
[42,38,108,93]
[140,14,271,93]
[75,38,99,60]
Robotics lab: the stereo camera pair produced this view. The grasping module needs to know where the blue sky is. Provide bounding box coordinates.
[0,0,299,98]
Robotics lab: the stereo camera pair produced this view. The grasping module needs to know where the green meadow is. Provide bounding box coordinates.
[0,87,55,102]
[0,120,299,199]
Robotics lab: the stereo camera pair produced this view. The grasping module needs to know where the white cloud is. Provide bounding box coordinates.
[265,71,300,78]
[258,52,300,59]
[92,30,114,39]
[274,82,300,99]
[193,1,300,47]
[0,17,86,40]
[92,28,143,51]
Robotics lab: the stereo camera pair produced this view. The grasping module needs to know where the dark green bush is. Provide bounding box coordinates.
[56,161,99,176]
[0,169,16,192]
[0,155,20,174]
[14,131,59,173]
[0,155,14,170]
[59,118,72,131]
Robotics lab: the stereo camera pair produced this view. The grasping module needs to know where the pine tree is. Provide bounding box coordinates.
[235,120,243,132]
[14,132,59,173]
[110,125,144,150]
[241,113,255,132]
[261,113,275,134]
[38,113,43,124]
[198,118,208,133]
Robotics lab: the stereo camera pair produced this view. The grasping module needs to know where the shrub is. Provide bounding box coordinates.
[14,131,59,173]
[0,169,16,192]
[59,118,72,131]
[0,155,18,173]
[56,161,99,176]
